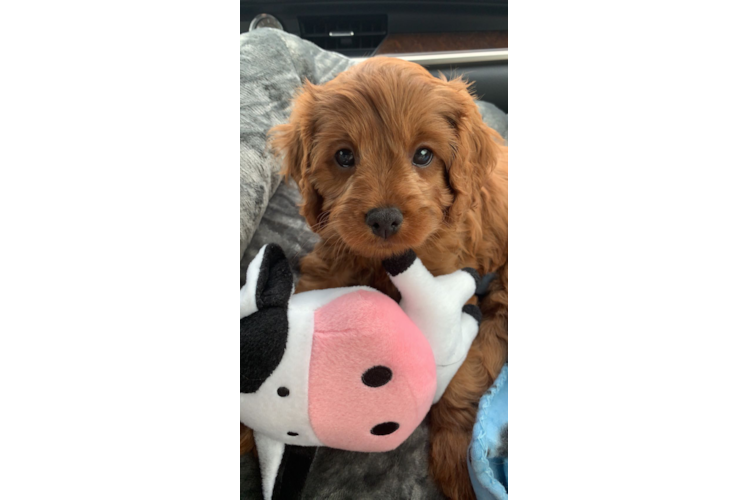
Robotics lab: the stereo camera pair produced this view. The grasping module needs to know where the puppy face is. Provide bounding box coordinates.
[270,57,502,259]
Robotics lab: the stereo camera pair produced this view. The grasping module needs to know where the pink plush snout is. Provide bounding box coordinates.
[308,290,437,452]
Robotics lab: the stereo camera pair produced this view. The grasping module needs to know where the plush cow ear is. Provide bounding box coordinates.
[241,244,294,318]
[240,244,293,394]
[254,243,294,309]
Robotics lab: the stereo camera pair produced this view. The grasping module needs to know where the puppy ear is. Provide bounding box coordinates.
[443,77,505,225]
[268,82,326,230]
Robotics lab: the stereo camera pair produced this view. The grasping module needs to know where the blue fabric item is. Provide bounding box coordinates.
[468,364,508,500]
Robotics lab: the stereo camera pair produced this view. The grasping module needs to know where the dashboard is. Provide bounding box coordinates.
[240,0,509,112]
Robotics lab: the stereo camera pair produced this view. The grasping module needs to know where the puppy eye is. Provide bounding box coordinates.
[412,147,433,168]
[334,149,355,168]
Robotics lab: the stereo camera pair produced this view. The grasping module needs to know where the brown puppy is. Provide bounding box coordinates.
[253,57,508,499]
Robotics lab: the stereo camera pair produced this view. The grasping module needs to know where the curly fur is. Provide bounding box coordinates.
[244,57,508,499]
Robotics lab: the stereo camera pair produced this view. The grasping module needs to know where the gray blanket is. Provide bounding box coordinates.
[240,29,353,262]
[240,28,507,499]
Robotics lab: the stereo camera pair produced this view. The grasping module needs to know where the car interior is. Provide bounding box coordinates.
[240,0,508,113]
[239,3,508,498]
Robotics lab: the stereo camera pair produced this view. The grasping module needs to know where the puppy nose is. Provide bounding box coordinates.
[365,207,403,240]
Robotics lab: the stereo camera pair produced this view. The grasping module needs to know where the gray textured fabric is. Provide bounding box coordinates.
[240,181,319,287]
[301,420,444,500]
[240,28,508,500]
[239,28,353,259]
[476,101,508,142]
[240,451,263,500]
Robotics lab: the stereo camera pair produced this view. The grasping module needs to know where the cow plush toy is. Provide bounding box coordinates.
[240,243,484,500]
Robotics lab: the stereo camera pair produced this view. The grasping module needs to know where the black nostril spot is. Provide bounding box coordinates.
[362,366,393,387]
[287,431,298,436]
[277,387,290,397]
[371,422,400,436]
